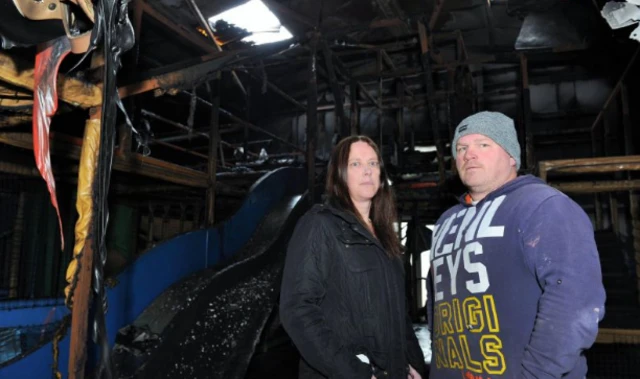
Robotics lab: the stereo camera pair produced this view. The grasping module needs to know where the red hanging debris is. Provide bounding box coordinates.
[33,36,71,250]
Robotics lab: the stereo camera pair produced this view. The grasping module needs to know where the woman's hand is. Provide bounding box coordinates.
[407,364,422,379]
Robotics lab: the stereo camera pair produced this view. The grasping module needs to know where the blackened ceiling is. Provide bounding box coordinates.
[0,0,638,219]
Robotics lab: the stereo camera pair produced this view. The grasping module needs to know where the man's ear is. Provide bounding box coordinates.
[509,157,516,167]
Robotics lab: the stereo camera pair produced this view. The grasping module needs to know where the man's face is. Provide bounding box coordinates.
[455,133,517,201]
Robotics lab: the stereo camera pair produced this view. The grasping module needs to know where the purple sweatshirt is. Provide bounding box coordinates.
[427,175,606,379]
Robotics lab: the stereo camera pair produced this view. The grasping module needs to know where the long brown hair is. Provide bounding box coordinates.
[325,135,402,258]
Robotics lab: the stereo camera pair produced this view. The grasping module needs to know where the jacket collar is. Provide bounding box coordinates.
[323,201,387,253]
[323,201,361,225]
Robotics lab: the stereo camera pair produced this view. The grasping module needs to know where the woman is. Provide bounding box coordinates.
[280,136,426,379]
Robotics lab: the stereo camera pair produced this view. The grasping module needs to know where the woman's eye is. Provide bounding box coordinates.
[369,161,380,167]
[350,162,360,167]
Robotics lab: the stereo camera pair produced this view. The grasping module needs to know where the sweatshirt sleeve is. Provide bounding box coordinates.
[520,194,606,378]
[279,212,371,379]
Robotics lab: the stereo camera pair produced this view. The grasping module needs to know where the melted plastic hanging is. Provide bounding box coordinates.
[33,36,72,250]
[64,118,100,305]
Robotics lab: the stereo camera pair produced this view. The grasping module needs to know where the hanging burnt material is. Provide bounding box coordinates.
[13,0,96,250]
[61,0,135,378]
[33,36,72,250]
[90,1,134,377]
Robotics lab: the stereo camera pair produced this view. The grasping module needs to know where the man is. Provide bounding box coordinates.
[427,111,606,379]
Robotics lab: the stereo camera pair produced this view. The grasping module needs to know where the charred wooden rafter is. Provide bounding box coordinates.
[175,89,305,152]
[0,51,102,108]
[0,131,209,187]
[429,0,446,30]
[0,86,33,109]
[321,40,350,137]
[418,21,446,182]
[520,54,534,170]
[0,116,32,128]
[590,46,640,154]
[307,34,319,202]
[539,156,640,181]
[206,74,221,225]
[380,50,413,97]
[141,2,214,54]
[144,2,308,115]
[551,180,640,194]
[371,0,410,36]
[327,49,382,110]
[184,0,247,96]
[247,72,306,111]
[350,80,360,135]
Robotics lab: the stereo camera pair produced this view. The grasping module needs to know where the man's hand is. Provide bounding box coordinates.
[408,364,422,379]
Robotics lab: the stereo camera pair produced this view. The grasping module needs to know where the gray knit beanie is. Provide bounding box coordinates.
[451,111,521,170]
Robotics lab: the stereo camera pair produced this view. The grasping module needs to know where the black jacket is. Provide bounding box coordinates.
[280,203,427,379]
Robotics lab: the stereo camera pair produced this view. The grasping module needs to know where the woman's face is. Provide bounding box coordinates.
[346,141,381,204]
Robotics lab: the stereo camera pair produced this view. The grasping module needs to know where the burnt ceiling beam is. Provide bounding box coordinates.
[185,0,247,96]
[0,86,33,108]
[1,49,228,111]
[144,91,304,154]
[142,108,276,158]
[218,107,305,153]
[247,72,307,111]
[483,1,495,50]
[0,51,102,108]
[418,20,446,182]
[170,88,305,153]
[352,55,498,82]
[119,0,145,157]
[328,48,382,110]
[144,1,305,115]
[141,2,215,54]
[590,46,640,135]
[142,109,210,140]
[350,80,359,135]
[313,87,517,111]
[380,50,414,97]
[520,54,534,170]
[323,18,408,40]
[113,182,245,197]
[551,180,640,194]
[226,139,272,148]
[371,0,411,35]
[0,115,32,128]
[307,34,319,203]
[206,75,221,225]
[153,140,209,159]
[117,55,234,99]
[0,132,209,187]
[539,155,640,181]
[155,125,240,143]
[428,0,446,30]
[321,41,350,138]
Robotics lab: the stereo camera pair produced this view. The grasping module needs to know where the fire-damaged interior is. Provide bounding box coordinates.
[1,0,640,377]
